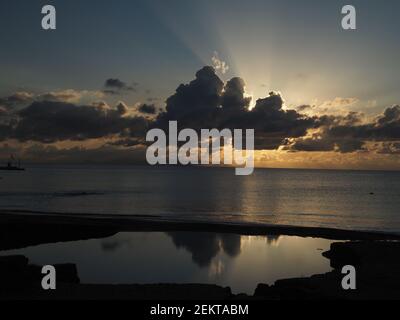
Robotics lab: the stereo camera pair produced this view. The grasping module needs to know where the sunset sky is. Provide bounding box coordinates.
[1,0,400,170]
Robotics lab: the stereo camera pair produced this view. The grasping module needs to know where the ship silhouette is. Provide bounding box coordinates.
[0,155,25,171]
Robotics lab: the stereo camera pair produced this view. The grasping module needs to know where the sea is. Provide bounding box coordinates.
[1,165,399,233]
[2,165,399,293]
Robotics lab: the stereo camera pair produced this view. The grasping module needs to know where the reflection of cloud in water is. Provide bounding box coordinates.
[101,234,134,252]
[266,235,281,246]
[100,232,281,269]
[167,232,241,267]
[219,233,241,257]
[101,240,120,251]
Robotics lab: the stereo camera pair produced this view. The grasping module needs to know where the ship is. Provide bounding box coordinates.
[0,155,25,171]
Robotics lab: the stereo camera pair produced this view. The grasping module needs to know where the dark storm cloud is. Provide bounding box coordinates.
[9,101,148,143]
[296,104,312,112]
[3,67,400,155]
[103,78,137,95]
[156,66,224,129]
[288,106,400,153]
[325,106,400,142]
[221,77,251,111]
[155,66,317,149]
[288,135,365,153]
[107,138,146,147]
[0,92,33,108]
[138,103,156,114]
[10,143,147,165]
[116,102,129,115]
[0,67,329,150]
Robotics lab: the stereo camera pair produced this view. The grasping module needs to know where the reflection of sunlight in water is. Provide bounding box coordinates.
[240,235,281,249]
[208,258,225,278]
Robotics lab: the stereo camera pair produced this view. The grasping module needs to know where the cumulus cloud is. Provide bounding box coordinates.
[211,51,229,75]
[221,77,251,111]
[156,66,316,149]
[2,66,400,159]
[156,66,224,129]
[6,67,317,151]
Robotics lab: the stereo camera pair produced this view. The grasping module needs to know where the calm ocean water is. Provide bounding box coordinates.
[1,165,400,233]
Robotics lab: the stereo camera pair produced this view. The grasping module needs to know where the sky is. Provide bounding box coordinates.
[0,0,400,170]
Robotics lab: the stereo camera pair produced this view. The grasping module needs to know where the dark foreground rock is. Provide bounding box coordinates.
[0,220,117,251]
[0,255,232,300]
[6,283,233,300]
[0,255,80,298]
[3,241,400,300]
[254,241,400,300]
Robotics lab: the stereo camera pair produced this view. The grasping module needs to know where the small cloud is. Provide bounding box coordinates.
[138,103,156,114]
[211,51,229,75]
[0,90,104,108]
[103,78,137,95]
[320,97,359,109]
[116,101,129,115]
[296,104,313,112]
[146,97,159,103]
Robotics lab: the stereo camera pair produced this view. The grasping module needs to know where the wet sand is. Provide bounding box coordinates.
[1,209,399,247]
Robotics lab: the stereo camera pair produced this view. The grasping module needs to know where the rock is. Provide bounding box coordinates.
[53,264,80,284]
[0,255,80,296]
[322,242,362,268]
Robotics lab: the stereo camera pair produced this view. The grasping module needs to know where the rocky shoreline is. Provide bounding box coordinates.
[1,210,400,300]
[2,240,400,300]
